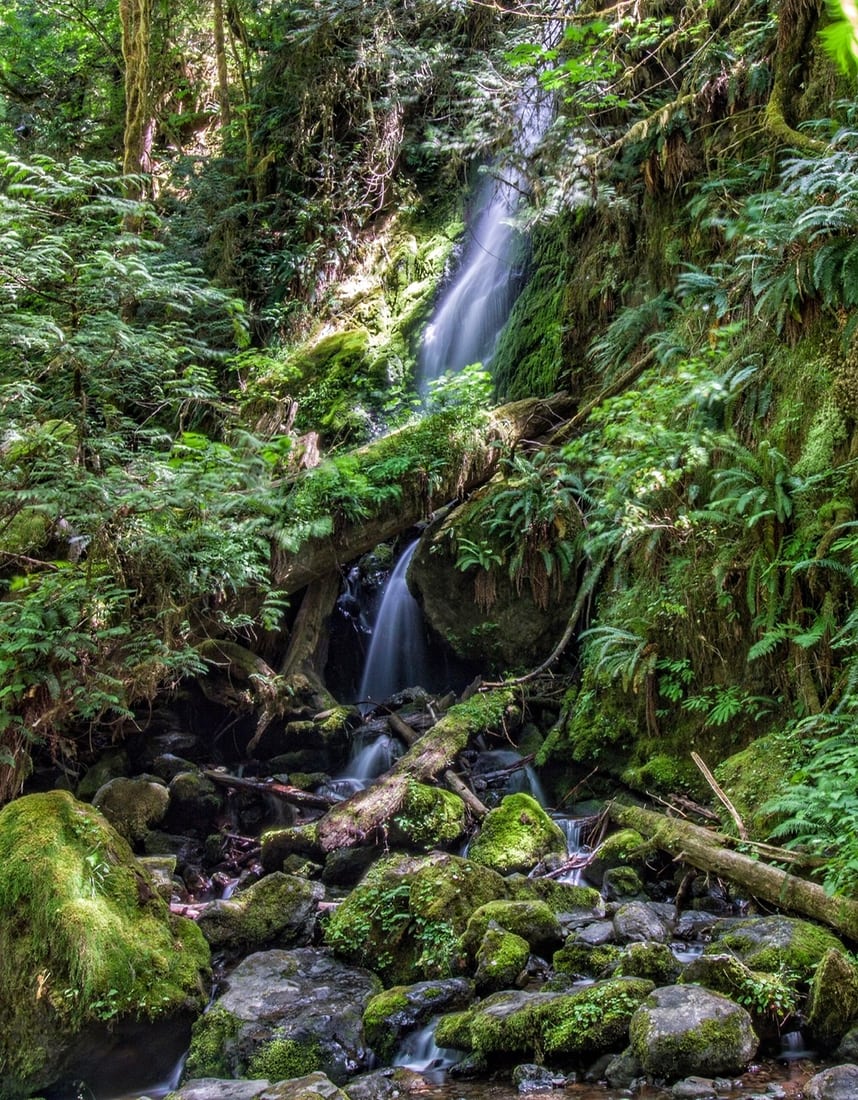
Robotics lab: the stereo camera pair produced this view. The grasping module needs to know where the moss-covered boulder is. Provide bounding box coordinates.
[629,985,758,1081]
[388,780,467,850]
[586,828,649,886]
[474,926,530,994]
[0,790,210,1097]
[165,770,223,832]
[324,852,508,985]
[435,977,653,1062]
[805,948,858,1052]
[506,874,604,916]
[467,793,567,876]
[185,949,380,1085]
[615,942,681,985]
[91,775,170,845]
[362,977,473,1061]
[262,822,324,872]
[461,899,563,958]
[196,872,323,951]
[553,942,622,980]
[706,916,846,982]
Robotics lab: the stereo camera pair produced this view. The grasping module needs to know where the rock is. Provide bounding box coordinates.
[262,822,324,871]
[706,915,846,981]
[671,1078,717,1099]
[259,1071,350,1100]
[184,949,380,1085]
[835,1025,858,1061]
[505,875,604,918]
[196,872,323,950]
[388,782,467,850]
[462,900,563,958]
[322,845,386,887]
[805,948,858,1052]
[602,866,644,900]
[344,1066,431,1100]
[587,829,649,887]
[570,919,616,946]
[512,1063,566,1093]
[138,854,178,901]
[168,1081,271,1100]
[75,748,130,801]
[92,775,170,844]
[613,900,673,944]
[804,1065,858,1099]
[165,770,223,832]
[362,978,473,1061]
[629,985,758,1081]
[438,977,653,1061]
[615,941,681,985]
[324,852,507,984]
[604,1047,642,1087]
[0,791,210,1097]
[553,942,621,980]
[474,926,530,994]
[467,793,568,875]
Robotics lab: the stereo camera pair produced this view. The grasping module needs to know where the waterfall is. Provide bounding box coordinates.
[418,65,554,389]
[358,541,430,710]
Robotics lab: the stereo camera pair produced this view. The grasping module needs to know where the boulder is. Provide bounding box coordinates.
[474,926,530,994]
[613,900,673,944]
[462,900,563,958]
[805,948,858,1052]
[196,872,323,950]
[553,942,621,980]
[586,828,649,887]
[706,916,846,981]
[467,793,567,876]
[344,1067,433,1100]
[184,949,380,1085]
[629,985,758,1081]
[168,1081,271,1100]
[615,942,681,985]
[262,823,324,871]
[324,852,507,984]
[511,1063,567,1093]
[91,775,170,844]
[0,791,210,1098]
[165,770,223,832]
[362,978,474,1061]
[805,1065,858,1100]
[388,782,467,850]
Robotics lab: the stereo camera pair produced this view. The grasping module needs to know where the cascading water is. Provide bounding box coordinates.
[358,540,430,710]
[418,66,554,389]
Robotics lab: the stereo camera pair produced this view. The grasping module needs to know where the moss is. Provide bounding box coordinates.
[362,988,411,1061]
[467,793,567,876]
[474,926,530,994]
[461,900,562,958]
[183,1004,241,1079]
[541,978,656,1057]
[708,916,845,981]
[261,822,323,872]
[0,791,210,1095]
[615,942,680,985]
[389,780,467,850]
[805,948,858,1052]
[603,866,644,899]
[714,732,810,837]
[91,776,170,844]
[630,993,757,1080]
[196,872,320,949]
[553,943,622,980]
[247,1037,321,1080]
[434,1008,477,1051]
[621,753,701,798]
[506,875,603,914]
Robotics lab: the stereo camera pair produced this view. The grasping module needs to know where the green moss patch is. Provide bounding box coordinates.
[467,793,567,876]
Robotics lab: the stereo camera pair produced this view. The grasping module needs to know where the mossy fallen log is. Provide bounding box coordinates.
[608,801,858,943]
[316,689,514,852]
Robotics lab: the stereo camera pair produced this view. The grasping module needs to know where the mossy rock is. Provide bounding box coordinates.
[467,793,567,876]
[603,866,645,900]
[805,948,858,1052]
[461,899,563,958]
[389,781,467,850]
[506,874,604,916]
[362,977,474,1061]
[614,941,681,985]
[247,1038,322,1080]
[91,775,170,845]
[76,748,131,801]
[324,852,507,985]
[0,790,210,1097]
[553,942,622,980]
[706,916,846,982]
[620,754,702,799]
[587,829,649,886]
[680,952,797,1042]
[262,822,324,872]
[445,977,654,1062]
[196,872,323,950]
[474,925,530,994]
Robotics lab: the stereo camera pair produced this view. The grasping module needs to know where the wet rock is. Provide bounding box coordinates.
[462,899,563,958]
[674,911,721,940]
[169,1081,271,1100]
[185,948,380,1085]
[834,1025,858,1061]
[92,775,170,844]
[138,854,178,901]
[345,1066,431,1100]
[196,872,323,951]
[613,900,673,943]
[474,925,530,994]
[75,747,130,800]
[671,1077,717,1099]
[602,866,644,900]
[629,985,758,1081]
[604,1047,642,1087]
[587,828,649,887]
[805,948,858,1052]
[262,822,324,871]
[569,919,616,946]
[151,753,199,783]
[614,941,681,985]
[467,793,568,875]
[804,1064,858,1099]
[553,941,621,980]
[321,845,386,887]
[260,1071,349,1100]
[0,791,210,1097]
[362,978,474,1061]
[165,770,223,832]
[512,1063,566,1093]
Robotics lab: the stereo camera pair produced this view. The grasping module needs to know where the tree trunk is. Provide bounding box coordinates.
[316,688,514,851]
[213,0,232,130]
[271,393,576,597]
[120,0,153,193]
[608,801,858,943]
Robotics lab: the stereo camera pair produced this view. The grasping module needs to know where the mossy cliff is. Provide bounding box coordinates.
[0,790,210,1098]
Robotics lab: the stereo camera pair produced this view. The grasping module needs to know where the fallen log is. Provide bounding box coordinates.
[316,688,514,851]
[204,769,335,810]
[387,709,488,819]
[608,800,858,944]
